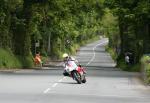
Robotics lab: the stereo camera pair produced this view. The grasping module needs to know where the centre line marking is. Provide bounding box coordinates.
[52,83,58,88]
[43,77,66,94]
[86,40,108,66]
[44,88,51,94]
[58,77,66,83]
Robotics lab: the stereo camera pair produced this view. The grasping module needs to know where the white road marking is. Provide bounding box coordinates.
[43,77,66,94]
[58,77,66,82]
[52,83,58,88]
[86,40,108,66]
[44,88,51,94]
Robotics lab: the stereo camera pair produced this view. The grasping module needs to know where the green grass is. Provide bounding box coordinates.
[0,48,34,69]
[0,48,21,69]
[141,55,150,84]
[105,46,140,72]
[117,58,140,72]
[17,54,34,68]
[105,46,117,60]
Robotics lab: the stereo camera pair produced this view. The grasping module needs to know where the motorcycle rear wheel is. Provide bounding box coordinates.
[82,76,86,83]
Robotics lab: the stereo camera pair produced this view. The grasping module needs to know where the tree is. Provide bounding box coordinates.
[104,0,150,64]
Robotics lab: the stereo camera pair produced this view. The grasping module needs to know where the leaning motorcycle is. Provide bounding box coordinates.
[63,64,86,84]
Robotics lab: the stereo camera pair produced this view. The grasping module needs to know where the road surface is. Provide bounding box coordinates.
[0,38,150,103]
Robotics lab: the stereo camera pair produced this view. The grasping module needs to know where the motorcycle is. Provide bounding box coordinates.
[63,64,86,84]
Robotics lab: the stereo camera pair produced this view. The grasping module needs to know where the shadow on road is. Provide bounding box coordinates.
[59,81,79,84]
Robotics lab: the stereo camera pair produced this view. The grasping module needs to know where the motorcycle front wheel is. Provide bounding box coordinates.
[72,71,82,84]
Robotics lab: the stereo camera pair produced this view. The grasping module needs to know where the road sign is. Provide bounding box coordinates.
[35,42,40,47]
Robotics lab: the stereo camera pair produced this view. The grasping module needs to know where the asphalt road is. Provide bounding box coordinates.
[0,38,150,103]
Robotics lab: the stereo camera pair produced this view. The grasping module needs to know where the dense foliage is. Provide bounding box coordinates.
[1,0,149,70]
[104,0,150,65]
[141,55,150,84]
[0,0,104,68]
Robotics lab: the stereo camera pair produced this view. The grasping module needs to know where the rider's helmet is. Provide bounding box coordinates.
[62,53,69,58]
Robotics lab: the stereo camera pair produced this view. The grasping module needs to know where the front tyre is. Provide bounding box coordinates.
[72,71,82,84]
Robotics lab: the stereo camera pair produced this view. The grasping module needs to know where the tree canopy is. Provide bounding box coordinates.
[104,0,150,64]
[1,0,149,68]
[0,0,104,68]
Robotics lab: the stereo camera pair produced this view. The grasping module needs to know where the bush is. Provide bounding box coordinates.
[105,46,117,60]
[106,46,140,72]
[117,58,140,72]
[141,55,150,84]
[0,48,22,69]
[17,54,34,68]
[0,48,34,69]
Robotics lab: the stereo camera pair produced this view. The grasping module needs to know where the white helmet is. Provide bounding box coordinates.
[62,53,69,58]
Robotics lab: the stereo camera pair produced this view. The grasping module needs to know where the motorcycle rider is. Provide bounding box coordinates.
[62,53,78,76]
[62,53,87,84]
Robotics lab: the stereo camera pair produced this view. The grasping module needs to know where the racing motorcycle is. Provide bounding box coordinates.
[63,64,86,84]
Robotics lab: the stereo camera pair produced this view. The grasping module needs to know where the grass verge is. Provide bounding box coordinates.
[141,55,150,84]
[106,46,140,72]
[0,48,34,69]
